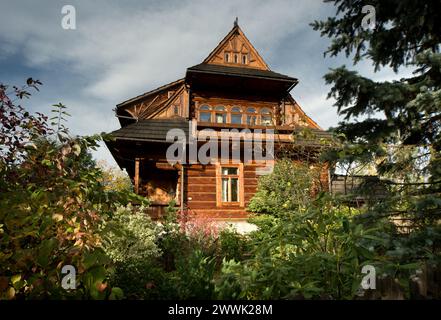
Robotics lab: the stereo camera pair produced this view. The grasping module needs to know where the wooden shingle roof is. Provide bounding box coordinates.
[187,63,297,83]
[109,118,190,142]
[116,78,185,109]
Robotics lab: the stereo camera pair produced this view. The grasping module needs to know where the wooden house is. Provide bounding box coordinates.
[106,21,331,221]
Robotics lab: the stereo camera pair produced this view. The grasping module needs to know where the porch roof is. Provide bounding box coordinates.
[108,118,190,142]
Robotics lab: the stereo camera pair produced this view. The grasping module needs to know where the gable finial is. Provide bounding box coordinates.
[234,17,238,27]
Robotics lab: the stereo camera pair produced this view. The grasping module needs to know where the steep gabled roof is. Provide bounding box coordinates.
[117,78,184,109]
[145,85,186,119]
[286,94,322,130]
[202,22,270,70]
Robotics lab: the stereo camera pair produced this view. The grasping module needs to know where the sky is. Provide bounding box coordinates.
[0,0,410,166]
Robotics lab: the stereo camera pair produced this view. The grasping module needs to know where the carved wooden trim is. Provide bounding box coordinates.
[215,161,244,208]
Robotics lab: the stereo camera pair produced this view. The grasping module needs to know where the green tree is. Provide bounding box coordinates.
[312,0,441,262]
[97,160,133,193]
[0,80,146,299]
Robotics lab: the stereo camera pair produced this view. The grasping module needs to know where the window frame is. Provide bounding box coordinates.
[214,105,227,124]
[246,107,257,126]
[242,54,248,64]
[260,107,273,126]
[221,167,239,203]
[224,52,230,63]
[198,105,212,122]
[216,162,244,207]
[198,104,277,126]
[230,106,243,124]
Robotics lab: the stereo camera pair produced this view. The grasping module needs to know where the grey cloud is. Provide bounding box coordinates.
[0,0,410,166]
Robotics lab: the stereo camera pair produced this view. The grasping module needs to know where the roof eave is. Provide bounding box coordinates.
[186,68,297,84]
[116,78,185,109]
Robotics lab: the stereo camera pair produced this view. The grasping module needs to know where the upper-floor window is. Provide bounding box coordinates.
[231,106,242,124]
[221,167,239,202]
[261,108,272,125]
[246,107,257,125]
[215,106,227,123]
[197,105,274,126]
[199,105,211,122]
[224,51,250,65]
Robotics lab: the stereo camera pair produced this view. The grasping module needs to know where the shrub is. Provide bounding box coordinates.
[247,214,280,243]
[217,227,250,262]
[216,194,386,299]
[160,201,220,263]
[100,205,165,299]
[172,249,217,299]
[102,205,159,264]
[0,80,144,299]
[183,216,220,257]
[248,159,318,216]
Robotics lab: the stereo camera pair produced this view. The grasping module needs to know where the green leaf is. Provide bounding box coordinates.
[6,287,15,300]
[109,287,124,300]
[399,262,421,270]
[37,238,58,268]
[83,266,108,300]
[41,159,51,166]
[11,274,21,285]
[82,250,110,270]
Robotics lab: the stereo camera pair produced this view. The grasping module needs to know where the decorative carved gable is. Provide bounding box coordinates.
[203,24,269,70]
[284,95,321,129]
[152,87,187,119]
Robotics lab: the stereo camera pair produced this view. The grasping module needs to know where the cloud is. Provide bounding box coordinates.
[1,0,327,97]
[0,0,412,167]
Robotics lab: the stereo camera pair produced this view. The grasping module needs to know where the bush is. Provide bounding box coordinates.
[102,205,159,264]
[216,194,386,299]
[172,249,217,299]
[100,205,165,299]
[217,227,250,262]
[0,80,144,300]
[247,214,280,243]
[248,159,318,216]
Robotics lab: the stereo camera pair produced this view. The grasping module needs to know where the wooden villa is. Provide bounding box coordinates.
[106,21,331,222]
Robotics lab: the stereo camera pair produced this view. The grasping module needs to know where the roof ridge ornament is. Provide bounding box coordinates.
[234,17,238,27]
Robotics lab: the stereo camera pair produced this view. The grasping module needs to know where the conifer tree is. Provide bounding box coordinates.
[312,1,440,238]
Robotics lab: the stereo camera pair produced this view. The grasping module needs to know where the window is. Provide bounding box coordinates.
[216,163,244,207]
[225,52,230,63]
[215,106,227,123]
[234,54,238,63]
[221,167,239,202]
[230,106,242,124]
[242,54,247,64]
[174,105,179,115]
[199,105,211,122]
[246,107,257,125]
[260,108,272,125]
